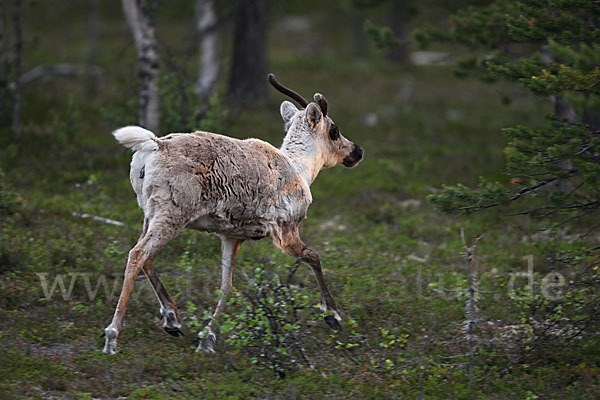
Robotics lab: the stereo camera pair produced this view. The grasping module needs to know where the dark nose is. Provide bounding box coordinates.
[353,144,364,160]
[343,143,364,167]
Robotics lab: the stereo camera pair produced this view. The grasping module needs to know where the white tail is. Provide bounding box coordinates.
[113,126,158,152]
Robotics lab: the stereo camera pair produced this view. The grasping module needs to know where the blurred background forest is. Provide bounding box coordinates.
[0,0,598,398]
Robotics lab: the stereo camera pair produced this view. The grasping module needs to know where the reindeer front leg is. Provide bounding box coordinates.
[196,236,243,353]
[280,227,342,331]
[299,246,343,330]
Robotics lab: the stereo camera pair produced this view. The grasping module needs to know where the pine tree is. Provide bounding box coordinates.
[413,1,600,221]
[411,0,600,371]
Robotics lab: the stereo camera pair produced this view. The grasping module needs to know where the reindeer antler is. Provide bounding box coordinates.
[268,73,309,108]
[313,93,328,116]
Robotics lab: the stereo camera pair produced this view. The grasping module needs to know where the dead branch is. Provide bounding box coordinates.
[71,212,127,227]
[20,63,104,85]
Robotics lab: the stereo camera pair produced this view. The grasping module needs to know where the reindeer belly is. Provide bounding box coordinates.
[186,189,301,239]
[186,214,271,239]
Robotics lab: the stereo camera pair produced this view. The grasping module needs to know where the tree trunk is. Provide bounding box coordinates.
[195,0,219,97]
[387,3,411,63]
[85,0,100,92]
[12,0,22,135]
[0,0,10,128]
[541,45,576,193]
[87,0,99,68]
[582,96,600,131]
[122,0,160,134]
[227,0,267,104]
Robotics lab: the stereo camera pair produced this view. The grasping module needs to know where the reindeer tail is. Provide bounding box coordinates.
[112,126,158,152]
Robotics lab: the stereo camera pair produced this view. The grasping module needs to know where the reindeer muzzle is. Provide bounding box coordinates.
[343,144,363,167]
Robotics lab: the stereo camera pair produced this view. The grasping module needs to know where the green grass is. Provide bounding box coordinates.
[0,1,598,399]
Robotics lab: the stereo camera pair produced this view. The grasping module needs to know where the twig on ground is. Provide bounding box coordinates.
[71,212,127,227]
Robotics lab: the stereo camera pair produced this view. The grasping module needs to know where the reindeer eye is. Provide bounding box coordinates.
[329,124,340,141]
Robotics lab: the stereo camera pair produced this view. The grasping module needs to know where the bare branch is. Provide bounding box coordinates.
[71,212,127,227]
[20,63,104,85]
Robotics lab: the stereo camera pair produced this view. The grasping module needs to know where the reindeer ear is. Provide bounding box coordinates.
[305,103,322,130]
[280,101,298,125]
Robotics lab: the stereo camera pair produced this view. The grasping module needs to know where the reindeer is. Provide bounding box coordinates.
[103,74,363,354]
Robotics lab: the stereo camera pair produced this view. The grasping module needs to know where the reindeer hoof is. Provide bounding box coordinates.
[196,337,216,354]
[164,326,185,337]
[102,328,118,354]
[324,314,343,331]
[195,328,217,354]
[161,307,183,337]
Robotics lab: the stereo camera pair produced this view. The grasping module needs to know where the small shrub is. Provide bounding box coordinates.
[160,72,228,134]
[219,266,321,378]
[0,169,20,217]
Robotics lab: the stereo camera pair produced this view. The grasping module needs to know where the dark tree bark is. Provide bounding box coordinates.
[87,0,99,70]
[227,0,267,104]
[0,0,10,128]
[542,46,577,194]
[387,3,412,63]
[582,99,600,131]
[85,0,100,92]
[12,0,22,135]
[122,0,160,133]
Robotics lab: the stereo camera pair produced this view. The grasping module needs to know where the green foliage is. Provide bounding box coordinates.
[364,19,401,49]
[0,171,22,276]
[100,97,138,129]
[486,56,599,96]
[431,117,600,218]
[218,267,320,378]
[198,94,228,133]
[505,0,599,45]
[421,1,600,222]
[500,240,600,372]
[52,96,82,144]
[0,169,21,217]
[414,1,513,49]
[159,73,199,133]
[100,73,228,135]
[429,178,510,214]
[415,0,600,87]
[419,0,600,374]
[160,73,228,134]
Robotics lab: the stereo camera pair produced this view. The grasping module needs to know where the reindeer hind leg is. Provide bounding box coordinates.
[103,216,181,354]
[142,258,184,337]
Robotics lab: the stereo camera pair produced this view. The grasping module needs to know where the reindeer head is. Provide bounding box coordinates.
[269,74,363,171]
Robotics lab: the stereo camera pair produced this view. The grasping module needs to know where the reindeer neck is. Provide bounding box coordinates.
[280,131,324,187]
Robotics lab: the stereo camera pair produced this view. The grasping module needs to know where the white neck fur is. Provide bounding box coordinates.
[280,116,324,187]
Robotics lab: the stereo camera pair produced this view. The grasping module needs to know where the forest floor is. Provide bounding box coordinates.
[1,2,598,399]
